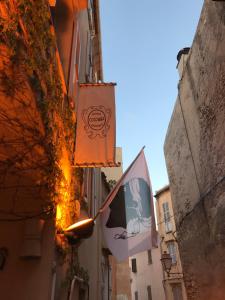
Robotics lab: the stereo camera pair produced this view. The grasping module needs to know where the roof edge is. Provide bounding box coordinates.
[154,184,170,198]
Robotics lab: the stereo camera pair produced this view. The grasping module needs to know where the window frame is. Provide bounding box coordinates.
[134,291,138,300]
[162,202,173,233]
[131,258,137,273]
[171,283,183,300]
[147,285,152,300]
[147,250,152,265]
[167,241,177,265]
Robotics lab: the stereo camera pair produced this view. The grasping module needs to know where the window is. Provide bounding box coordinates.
[147,286,152,300]
[91,168,98,217]
[83,168,94,217]
[147,250,152,264]
[167,242,177,264]
[163,202,172,232]
[85,31,93,82]
[172,283,183,300]
[68,20,81,100]
[134,291,138,300]
[131,258,137,273]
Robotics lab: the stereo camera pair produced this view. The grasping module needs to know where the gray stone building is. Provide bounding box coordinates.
[164,1,225,299]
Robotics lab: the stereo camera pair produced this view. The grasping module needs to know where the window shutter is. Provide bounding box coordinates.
[172,283,183,300]
[135,291,138,300]
[167,242,177,264]
[163,202,172,232]
[147,285,152,300]
[147,250,152,264]
[131,258,137,273]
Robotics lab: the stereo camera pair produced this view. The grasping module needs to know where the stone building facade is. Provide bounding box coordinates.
[164,1,225,299]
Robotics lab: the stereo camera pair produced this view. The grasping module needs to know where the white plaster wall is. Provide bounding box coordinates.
[130,248,165,300]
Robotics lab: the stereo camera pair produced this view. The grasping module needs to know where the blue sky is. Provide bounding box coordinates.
[100,1,204,193]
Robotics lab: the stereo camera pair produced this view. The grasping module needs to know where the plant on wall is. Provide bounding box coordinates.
[0,0,80,228]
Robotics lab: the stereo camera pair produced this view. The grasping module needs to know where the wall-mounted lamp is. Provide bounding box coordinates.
[0,247,8,270]
[63,218,95,245]
[160,251,183,277]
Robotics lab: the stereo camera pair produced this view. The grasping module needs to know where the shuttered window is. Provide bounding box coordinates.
[163,202,172,232]
[147,285,152,300]
[147,250,152,264]
[134,291,138,300]
[131,258,137,273]
[172,283,183,300]
[167,242,177,264]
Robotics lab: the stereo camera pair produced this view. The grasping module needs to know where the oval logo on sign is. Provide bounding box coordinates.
[82,105,111,139]
[88,109,106,130]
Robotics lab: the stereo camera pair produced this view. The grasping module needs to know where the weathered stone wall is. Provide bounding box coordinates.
[164,1,225,299]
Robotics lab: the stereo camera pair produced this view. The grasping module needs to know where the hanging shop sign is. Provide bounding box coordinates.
[75,83,117,167]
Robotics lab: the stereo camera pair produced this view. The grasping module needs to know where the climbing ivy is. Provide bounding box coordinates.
[0,0,76,216]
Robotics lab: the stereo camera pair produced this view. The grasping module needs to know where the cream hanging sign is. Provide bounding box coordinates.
[75,83,117,167]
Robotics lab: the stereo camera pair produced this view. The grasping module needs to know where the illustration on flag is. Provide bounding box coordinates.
[100,148,157,261]
[106,178,151,240]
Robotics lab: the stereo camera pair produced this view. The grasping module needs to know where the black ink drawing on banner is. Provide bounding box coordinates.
[106,178,152,240]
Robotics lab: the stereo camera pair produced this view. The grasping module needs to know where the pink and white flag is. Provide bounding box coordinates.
[100,149,157,262]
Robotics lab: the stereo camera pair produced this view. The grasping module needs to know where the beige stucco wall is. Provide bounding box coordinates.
[0,219,55,300]
[156,188,176,240]
[164,1,225,299]
[79,220,102,300]
[51,0,76,83]
[78,168,113,300]
[78,168,102,300]
[130,248,165,300]
[116,259,132,300]
[155,187,187,300]
[51,0,92,82]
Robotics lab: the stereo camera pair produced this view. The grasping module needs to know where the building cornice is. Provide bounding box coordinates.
[154,184,170,198]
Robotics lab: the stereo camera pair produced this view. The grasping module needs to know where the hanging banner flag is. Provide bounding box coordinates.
[100,148,157,262]
[75,83,116,167]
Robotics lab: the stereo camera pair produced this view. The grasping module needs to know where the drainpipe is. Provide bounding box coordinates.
[51,272,56,300]
[69,276,89,300]
[108,257,110,300]
[69,276,83,300]
[51,261,57,300]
